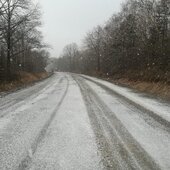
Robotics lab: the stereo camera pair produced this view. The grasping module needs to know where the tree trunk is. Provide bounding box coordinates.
[6,0,11,80]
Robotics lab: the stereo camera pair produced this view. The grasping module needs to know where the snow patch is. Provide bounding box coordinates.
[83,75,170,123]
[85,79,170,170]
[0,117,11,130]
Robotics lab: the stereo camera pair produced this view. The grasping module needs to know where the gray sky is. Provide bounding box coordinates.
[39,0,125,57]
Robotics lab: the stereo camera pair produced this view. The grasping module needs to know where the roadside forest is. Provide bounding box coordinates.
[0,0,49,81]
[56,0,170,84]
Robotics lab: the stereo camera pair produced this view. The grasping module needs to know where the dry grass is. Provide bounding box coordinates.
[0,72,49,93]
[92,71,170,100]
[112,78,170,100]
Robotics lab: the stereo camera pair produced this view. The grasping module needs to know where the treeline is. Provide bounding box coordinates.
[0,0,49,81]
[56,0,170,83]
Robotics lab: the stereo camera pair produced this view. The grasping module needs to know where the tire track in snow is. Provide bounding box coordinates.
[82,76,170,131]
[75,76,161,170]
[17,75,69,170]
[0,75,56,117]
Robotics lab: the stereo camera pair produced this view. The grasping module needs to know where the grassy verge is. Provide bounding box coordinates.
[108,78,170,101]
[0,71,51,93]
[86,72,170,100]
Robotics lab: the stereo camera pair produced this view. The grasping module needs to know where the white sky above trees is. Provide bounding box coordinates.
[39,0,125,57]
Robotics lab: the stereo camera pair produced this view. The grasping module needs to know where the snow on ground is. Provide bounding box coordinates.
[83,75,170,123]
[0,75,55,114]
[0,74,60,129]
[85,79,170,170]
[29,75,103,170]
[0,73,169,170]
[0,73,68,170]
[0,117,11,130]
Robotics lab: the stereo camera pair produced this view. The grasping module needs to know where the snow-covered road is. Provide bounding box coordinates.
[0,73,170,170]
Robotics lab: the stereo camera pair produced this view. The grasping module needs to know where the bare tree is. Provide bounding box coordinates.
[56,0,169,83]
[0,0,40,78]
[84,26,104,73]
[62,43,79,72]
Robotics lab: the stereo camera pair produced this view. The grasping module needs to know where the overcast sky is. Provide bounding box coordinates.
[38,0,125,57]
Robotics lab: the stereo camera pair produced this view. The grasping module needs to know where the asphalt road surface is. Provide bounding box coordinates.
[0,73,170,170]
